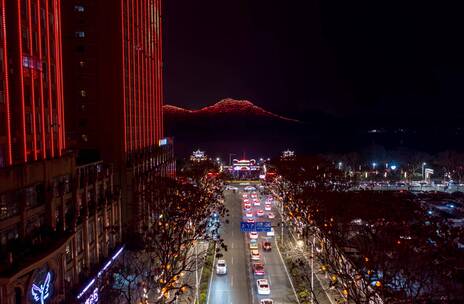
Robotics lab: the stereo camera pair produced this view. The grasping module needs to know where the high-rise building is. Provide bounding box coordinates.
[63,0,165,160]
[0,1,122,303]
[62,0,175,236]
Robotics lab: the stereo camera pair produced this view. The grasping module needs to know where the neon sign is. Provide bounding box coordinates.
[77,246,125,300]
[84,288,99,304]
[31,272,52,304]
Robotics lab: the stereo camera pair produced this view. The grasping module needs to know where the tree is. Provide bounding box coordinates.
[102,175,227,303]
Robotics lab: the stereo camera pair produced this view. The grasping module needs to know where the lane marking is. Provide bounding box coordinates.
[275,236,301,304]
[232,256,234,265]
[231,242,234,249]
[206,243,217,304]
[231,274,234,288]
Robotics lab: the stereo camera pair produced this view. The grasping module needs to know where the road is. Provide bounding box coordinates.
[208,187,250,304]
[208,183,298,304]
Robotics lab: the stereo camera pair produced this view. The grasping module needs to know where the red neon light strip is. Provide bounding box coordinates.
[138,0,143,150]
[45,0,54,157]
[159,0,164,137]
[17,0,28,162]
[152,0,159,142]
[27,0,38,160]
[57,0,65,151]
[127,0,133,153]
[144,0,150,148]
[150,0,154,147]
[141,0,146,149]
[1,0,12,165]
[153,0,158,142]
[132,0,137,151]
[37,0,46,159]
[53,0,63,156]
[121,0,127,153]
[155,0,161,140]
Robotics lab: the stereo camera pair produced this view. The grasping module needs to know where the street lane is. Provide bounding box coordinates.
[208,188,251,304]
[208,183,299,304]
[245,190,298,304]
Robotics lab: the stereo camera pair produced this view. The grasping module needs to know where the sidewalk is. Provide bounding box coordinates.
[271,193,347,304]
[174,241,210,303]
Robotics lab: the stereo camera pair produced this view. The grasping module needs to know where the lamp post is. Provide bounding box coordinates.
[422,162,426,181]
[228,153,236,166]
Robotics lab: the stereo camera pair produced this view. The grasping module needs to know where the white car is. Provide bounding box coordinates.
[249,240,259,249]
[251,249,261,261]
[264,204,272,211]
[257,279,271,295]
[257,210,264,217]
[268,212,275,219]
[266,228,275,237]
[253,199,261,206]
[260,300,273,304]
[216,259,227,275]
[249,232,259,239]
[245,211,253,218]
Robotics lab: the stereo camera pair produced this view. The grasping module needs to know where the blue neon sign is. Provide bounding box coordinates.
[31,272,52,304]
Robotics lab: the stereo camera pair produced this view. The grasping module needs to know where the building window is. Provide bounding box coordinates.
[80,89,87,97]
[79,60,85,68]
[75,31,85,38]
[65,243,73,264]
[88,220,95,244]
[76,229,83,253]
[74,5,85,13]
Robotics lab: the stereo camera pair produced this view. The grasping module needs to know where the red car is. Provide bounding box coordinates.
[253,262,265,276]
[257,209,264,217]
[262,241,272,251]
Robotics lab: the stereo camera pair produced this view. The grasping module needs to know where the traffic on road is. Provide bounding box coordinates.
[207,183,298,304]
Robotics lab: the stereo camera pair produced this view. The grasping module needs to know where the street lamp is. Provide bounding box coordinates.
[372,162,377,169]
[422,162,426,180]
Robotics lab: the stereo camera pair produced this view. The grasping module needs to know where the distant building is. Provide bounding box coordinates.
[281,149,295,161]
[191,150,207,162]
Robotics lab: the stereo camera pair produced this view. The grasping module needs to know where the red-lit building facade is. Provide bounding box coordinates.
[0,1,122,303]
[62,0,175,235]
[0,0,65,166]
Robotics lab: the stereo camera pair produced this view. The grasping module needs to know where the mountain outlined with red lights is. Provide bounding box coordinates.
[164,98,299,122]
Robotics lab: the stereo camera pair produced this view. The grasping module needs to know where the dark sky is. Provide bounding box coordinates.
[164,0,464,125]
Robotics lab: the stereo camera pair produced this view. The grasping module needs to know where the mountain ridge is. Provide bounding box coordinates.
[163,98,299,122]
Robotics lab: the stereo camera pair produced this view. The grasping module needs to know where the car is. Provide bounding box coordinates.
[247,218,255,223]
[251,193,258,199]
[249,232,259,239]
[268,212,275,219]
[264,204,272,211]
[244,203,252,210]
[253,262,265,276]
[267,228,275,237]
[249,240,259,249]
[245,211,253,218]
[251,249,261,261]
[257,279,271,295]
[260,300,273,304]
[249,239,258,250]
[262,241,272,251]
[253,199,261,206]
[243,198,249,203]
[257,210,264,217]
[244,186,256,191]
[243,194,248,198]
[216,259,227,275]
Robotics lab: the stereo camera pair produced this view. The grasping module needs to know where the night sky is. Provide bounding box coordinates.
[164,0,464,126]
